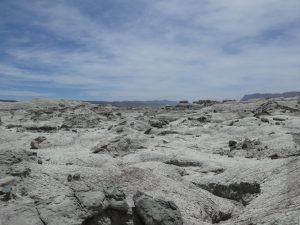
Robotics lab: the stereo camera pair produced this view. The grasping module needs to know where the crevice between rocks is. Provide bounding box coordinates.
[194,182,261,206]
[36,207,47,225]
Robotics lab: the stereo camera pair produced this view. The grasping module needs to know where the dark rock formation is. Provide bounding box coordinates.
[133,191,183,225]
[195,182,261,206]
[260,118,269,123]
[164,159,202,167]
[242,91,300,101]
[91,137,146,157]
[79,187,130,225]
[149,119,169,128]
[30,136,47,149]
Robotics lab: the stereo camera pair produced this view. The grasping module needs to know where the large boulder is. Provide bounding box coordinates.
[78,187,130,225]
[133,191,183,225]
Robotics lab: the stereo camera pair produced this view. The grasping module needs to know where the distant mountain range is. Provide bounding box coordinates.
[241,92,300,101]
[0,99,177,107]
[0,99,18,102]
[85,100,177,107]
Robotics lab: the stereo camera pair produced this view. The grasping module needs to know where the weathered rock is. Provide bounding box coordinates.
[0,150,30,165]
[62,114,102,128]
[30,136,47,149]
[0,186,13,201]
[119,120,127,126]
[0,176,17,187]
[273,117,286,121]
[79,187,130,225]
[197,116,209,122]
[73,173,80,180]
[144,128,152,135]
[67,174,72,182]
[260,117,269,123]
[228,140,237,150]
[7,166,31,177]
[164,159,202,167]
[25,125,58,133]
[149,119,169,128]
[91,137,146,157]
[157,130,179,136]
[133,191,183,225]
[77,191,107,214]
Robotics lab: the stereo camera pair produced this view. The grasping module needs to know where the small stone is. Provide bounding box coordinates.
[228,140,237,150]
[7,167,31,177]
[0,176,17,187]
[73,173,80,180]
[37,159,43,164]
[30,136,47,149]
[144,128,152,134]
[273,117,286,121]
[133,191,183,225]
[118,120,127,125]
[115,127,124,133]
[67,174,72,182]
[0,186,12,201]
[270,154,279,159]
[260,118,269,123]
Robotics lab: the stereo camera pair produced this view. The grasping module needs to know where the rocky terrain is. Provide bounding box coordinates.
[241,91,300,101]
[0,97,300,225]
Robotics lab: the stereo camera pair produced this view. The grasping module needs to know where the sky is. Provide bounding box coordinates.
[0,0,300,101]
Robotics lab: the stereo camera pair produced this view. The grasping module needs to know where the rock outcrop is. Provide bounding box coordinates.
[133,191,183,225]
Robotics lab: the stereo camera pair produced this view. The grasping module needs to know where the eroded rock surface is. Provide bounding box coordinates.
[133,191,183,225]
[0,97,299,225]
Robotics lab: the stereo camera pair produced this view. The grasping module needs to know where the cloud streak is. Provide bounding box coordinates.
[0,0,299,100]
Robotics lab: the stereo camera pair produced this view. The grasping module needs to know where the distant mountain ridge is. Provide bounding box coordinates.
[241,92,300,101]
[85,100,177,107]
[0,99,18,102]
[0,99,177,107]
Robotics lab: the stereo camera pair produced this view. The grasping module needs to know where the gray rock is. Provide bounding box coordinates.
[0,186,13,201]
[133,191,183,225]
[73,173,80,180]
[273,117,286,121]
[77,191,107,214]
[260,117,269,123]
[149,119,169,128]
[228,140,237,150]
[0,176,17,187]
[30,136,47,149]
[67,174,72,182]
[7,166,31,177]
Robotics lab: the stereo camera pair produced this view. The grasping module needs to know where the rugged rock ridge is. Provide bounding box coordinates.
[241,91,300,101]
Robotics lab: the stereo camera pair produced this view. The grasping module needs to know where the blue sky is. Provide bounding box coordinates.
[0,0,300,101]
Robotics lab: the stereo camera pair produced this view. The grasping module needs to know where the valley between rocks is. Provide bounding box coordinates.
[0,97,300,225]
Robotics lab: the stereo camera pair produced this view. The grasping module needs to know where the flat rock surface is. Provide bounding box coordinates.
[0,97,300,225]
